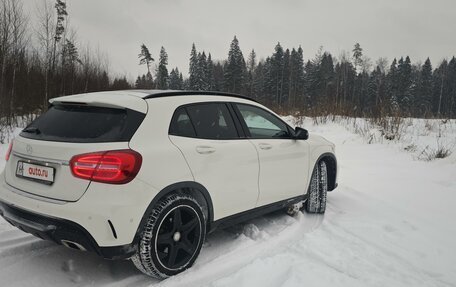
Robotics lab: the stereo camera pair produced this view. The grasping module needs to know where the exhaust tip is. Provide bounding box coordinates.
[61,240,87,251]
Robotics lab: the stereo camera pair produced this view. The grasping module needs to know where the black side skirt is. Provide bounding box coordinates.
[209,195,307,232]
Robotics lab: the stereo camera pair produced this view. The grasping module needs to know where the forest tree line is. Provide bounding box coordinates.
[138,37,456,118]
[0,0,130,123]
[1,0,456,123]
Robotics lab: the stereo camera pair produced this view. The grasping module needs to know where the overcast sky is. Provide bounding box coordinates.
[24,0,456,80]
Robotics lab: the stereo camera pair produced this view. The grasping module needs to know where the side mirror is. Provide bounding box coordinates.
[293,127,309,140]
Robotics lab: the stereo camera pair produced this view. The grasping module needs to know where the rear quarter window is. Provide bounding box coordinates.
[169,107,197,137]
[20,105,145,143]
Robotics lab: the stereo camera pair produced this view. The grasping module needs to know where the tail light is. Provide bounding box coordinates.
[70,149,142,184]
[5,141,13,162]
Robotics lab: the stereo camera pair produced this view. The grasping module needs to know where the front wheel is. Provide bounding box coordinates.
[305,160,328,213]
[132,194,206,279]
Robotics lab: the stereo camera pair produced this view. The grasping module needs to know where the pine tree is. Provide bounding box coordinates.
[397,56,413,112]
[447,57,456,117]
[253,61,266,102]
[271,42,285,105]
[224,36,246,94]
[304,48,328,109]
[135,74,153,89]
[155,46,169,89]
[295,47,305,106]
[61,39,81,95]
[418,58,433,116]
[261,57,272,102]
[365,69,378,115]
[387,58,399,111]
[369,64,387,116]
[212,62,225,92]
[433,60,449,116]
[169,68,184,90]
[111,77,131,90]
[135,76,142,88]
[304,60,317,108]
[189,43,199,90]
[179,72,184,89]
[138,44,154,76]
[207,53,215,90]
[198,51,209,90]
[288,49,298,107]
[335,55,356,112]
[247,49,257,73]
[281,49,290,105]
[145,72,154,88]
[247,49,257,98]
[352,43,363,73]
[320,52,335,107]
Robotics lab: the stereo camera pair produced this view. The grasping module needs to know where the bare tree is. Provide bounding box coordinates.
[51,0,67,72]
[8,0,28,121]
[36,0,55,108]
[0,0,12,115]
[376,57,389,74]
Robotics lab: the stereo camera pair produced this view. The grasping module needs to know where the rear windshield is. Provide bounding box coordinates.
[20,105,145,143]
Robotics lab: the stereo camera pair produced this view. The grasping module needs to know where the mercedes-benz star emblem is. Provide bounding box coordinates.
[26,145,33,154]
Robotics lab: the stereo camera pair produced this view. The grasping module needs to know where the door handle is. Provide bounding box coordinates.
[196,146,216,154]
[258,143,272,150]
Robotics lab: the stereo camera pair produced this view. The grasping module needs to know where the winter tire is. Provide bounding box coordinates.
[305,160,328,213]
[132,194,206,279]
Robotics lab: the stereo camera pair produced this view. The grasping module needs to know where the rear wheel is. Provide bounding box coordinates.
[132,194,206,279]
[305,160,328,213]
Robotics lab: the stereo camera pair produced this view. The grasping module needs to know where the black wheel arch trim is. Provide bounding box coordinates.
[134,181,214,243]
[313,152,338,191]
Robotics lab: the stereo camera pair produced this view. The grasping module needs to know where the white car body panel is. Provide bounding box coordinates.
[170,136,259,220]
[250,139,310,207]
[305,134,337,187]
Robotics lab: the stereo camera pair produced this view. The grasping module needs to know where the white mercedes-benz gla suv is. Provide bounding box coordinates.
[0,90,337,278]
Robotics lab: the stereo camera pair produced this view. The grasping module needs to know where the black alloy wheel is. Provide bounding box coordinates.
[132,194,206,279]
[155,205,202,270]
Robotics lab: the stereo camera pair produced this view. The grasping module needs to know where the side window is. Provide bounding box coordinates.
[169,107,196,137]
[236,104,291,139]
[186,103,239,139]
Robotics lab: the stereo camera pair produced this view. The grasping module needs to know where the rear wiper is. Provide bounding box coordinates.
[22,127,41,134]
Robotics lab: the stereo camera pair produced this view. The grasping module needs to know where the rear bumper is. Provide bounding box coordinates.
[0,201,135,260]
[0,170,160,252]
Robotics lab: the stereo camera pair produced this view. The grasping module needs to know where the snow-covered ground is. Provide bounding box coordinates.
[0,118,455,287]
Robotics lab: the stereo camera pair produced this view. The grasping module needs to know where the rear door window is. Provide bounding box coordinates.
[185,103,239,140]
[20,105,145,143]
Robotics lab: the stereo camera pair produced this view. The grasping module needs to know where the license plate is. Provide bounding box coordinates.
[16,161,55,184]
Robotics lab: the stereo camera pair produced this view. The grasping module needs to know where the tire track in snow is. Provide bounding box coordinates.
[155,212,324,287]
[0,228,40,249]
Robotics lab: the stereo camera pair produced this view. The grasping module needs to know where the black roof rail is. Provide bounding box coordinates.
[143,90,258,103]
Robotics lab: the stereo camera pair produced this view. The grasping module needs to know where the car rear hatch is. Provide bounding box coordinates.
[4,99,146,202]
